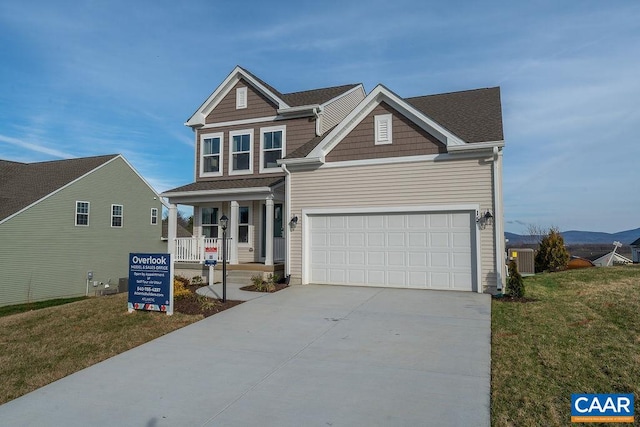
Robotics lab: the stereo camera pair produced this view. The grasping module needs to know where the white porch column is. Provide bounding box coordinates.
[167,204,178,257]
[265,196,274,266]
[230,201,239,265]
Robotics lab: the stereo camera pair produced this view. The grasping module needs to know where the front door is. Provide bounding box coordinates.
[261,203,283,258]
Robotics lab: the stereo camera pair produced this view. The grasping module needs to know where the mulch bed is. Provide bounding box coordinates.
[240,283,289,293]
[173,286,243,318]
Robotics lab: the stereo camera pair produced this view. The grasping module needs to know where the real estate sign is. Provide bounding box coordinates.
[127,253,173,315]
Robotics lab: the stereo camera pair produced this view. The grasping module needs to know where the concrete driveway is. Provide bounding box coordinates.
[0,285,491,426]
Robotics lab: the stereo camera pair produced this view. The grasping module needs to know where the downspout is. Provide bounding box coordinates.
[492,146,504,291]
[282,163,292,277]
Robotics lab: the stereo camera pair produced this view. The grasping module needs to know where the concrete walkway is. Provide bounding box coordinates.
[0,285,491,427]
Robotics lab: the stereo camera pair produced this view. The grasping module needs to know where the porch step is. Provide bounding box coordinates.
[226,270,258,284]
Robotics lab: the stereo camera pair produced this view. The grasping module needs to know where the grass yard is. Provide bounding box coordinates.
[0,293,202,405]
[491,265,640,426]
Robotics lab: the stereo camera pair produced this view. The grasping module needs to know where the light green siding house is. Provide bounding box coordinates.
[0,154,166,307]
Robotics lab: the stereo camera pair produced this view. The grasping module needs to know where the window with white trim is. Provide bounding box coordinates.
[229,129,253,175]
[111,204,123,227]
[375,114,393,145]
[260,125,286,173]
[200,133,223,177]
[201,207,218,238]
[236,87,247,109]
[238,206,250,244]
[75,201,89,226]
[150,208,158,225]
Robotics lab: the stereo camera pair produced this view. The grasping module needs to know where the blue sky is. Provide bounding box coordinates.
[1,1,638,234]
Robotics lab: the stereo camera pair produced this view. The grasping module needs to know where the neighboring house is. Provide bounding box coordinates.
[0,155,166,306]
[631,237,640,263]
[591,251,633,267]
[163,66,505,293]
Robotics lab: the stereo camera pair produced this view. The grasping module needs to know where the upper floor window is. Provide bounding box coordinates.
[201,207,218,238]
[229,129,253,175]
[111,204,123,227]
[236,87,247,109]
[200,133,223,177]
[75,201,89,226]
[375,114,393,145]
[150,208,158,225]
[260,125,286,173]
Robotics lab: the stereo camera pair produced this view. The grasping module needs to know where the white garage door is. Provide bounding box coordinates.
[308,211,475,291]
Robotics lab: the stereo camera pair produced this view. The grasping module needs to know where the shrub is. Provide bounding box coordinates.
[507,259,525,297]
[534,227,570,272]
[173,275,191,299]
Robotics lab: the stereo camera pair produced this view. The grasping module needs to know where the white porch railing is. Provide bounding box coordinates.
[174,237,230,263]
[274,237,285,261]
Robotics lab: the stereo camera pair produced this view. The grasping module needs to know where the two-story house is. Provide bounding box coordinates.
[163,66,506,293]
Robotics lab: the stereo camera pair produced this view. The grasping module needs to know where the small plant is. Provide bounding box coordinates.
[265,274,279,292]
[507,259,525,298]
[173,275,191,299]
[190,276,203,286]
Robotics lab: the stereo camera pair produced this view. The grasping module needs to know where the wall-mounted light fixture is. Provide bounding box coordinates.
[476,210,493,229]
[289,215,299,231]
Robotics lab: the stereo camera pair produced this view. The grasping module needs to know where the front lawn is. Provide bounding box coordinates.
[491,265,640,426]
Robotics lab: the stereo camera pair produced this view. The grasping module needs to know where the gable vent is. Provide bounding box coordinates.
[375,114,392,145]
[236,87,247,109]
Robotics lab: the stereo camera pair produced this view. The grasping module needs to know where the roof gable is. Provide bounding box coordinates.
[284,85,504,162]
[186,66,362,127]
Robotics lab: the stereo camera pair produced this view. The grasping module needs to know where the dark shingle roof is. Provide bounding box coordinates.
[406,87,503,143]
[163,176,284,194]
[631,237,640,247]
[281,84,359,107]
[0,155,119,221]
[239,66,359,107]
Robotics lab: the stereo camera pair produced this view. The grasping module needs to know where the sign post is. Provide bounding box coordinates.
[204,245,218,286]
[127,253,173,315]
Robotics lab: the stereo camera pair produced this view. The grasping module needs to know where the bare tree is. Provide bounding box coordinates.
[526,224,547,245]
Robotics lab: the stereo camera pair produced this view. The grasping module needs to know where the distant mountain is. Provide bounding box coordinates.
[505,227,640,245]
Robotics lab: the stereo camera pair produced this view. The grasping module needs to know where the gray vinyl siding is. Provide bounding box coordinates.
[287,156,499,292]
[0,157,165,306]
[321,86,366,134]
[205,79,278,124]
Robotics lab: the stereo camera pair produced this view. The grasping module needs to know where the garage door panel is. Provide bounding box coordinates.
[388,252,406,266]
[408,252,427,267]
[368,232,385,246]
[367,216,385,228]
[430,232,450,247]
[388,232,405,246]
[430,252,450,268]
[348,232,365,246]
[367,251,385,265]
[348,251,365,265]
[409,232,427,247]
[309,211,475,291]
[429,213,449,228]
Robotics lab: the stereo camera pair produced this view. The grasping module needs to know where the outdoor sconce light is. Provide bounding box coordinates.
[289,216,299,231]
[476,210,493,229]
